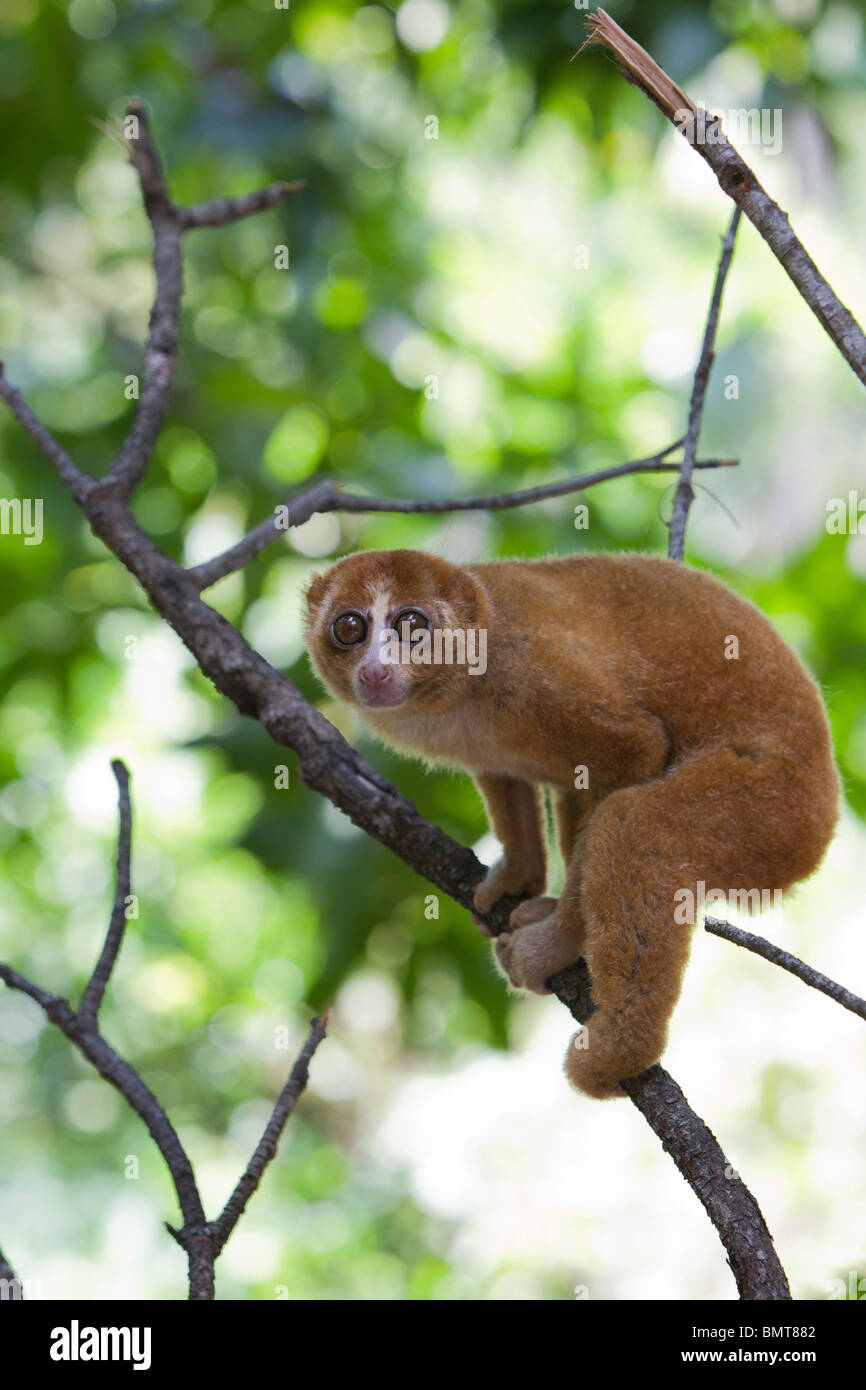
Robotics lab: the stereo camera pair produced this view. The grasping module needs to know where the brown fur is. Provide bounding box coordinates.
[305,549,840,1099]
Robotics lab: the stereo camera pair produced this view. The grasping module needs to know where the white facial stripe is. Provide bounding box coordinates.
[368,588,393,662]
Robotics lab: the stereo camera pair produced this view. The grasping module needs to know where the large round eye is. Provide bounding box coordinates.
[332,612,368,647]
[394,609,429,638]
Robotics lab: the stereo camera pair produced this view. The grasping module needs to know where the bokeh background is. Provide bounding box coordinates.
[0,0,865,1301]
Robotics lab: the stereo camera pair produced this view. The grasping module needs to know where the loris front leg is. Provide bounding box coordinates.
[472,775,546,922]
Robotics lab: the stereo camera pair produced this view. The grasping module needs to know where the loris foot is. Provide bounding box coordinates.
[474,894,558,941]
[494,903,583,995]
[509,895,559,929]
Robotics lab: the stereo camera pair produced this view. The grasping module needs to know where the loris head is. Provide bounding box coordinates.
[304,549,489,715]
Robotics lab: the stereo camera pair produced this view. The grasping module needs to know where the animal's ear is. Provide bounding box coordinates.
[303,571,327,615]
[453,565,490,627]
[430,561,488,630]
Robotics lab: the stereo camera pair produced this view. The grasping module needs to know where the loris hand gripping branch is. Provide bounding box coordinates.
[305,549,839,1099]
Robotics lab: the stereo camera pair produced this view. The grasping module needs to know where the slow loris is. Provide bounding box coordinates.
[304,548,839,1098]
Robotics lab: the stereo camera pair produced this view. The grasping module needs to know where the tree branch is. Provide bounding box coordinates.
[106,101,184,499]
[621,1067,789,1300]
[0,956,214,1298]
[0,761,327,1299]
[705,917,866,1022]
[78,759,132,1027]
[180,181,303,230]
[668,208,741,559]
[105,102,302,499]
[190,448,738,592]
[210,1011,330,1258]
[0,369,92,504]
[580,9,866,389]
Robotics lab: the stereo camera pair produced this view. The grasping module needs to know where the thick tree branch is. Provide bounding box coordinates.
[705,917,866,1021]
[581,9,866,389]
[622,1067,789,1300]
[668,208,741,559]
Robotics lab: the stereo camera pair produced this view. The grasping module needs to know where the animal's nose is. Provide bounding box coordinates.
[358,662,392,687]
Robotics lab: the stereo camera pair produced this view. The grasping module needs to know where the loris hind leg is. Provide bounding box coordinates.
[565,742,838,1100]
[554,787,593,868]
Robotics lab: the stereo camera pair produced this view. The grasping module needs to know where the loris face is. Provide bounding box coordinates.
[304,548,489,714]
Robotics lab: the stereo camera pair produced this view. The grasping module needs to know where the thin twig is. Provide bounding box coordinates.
[0,369,92,504]
[210,1012,330,1257]
[705,917,866,1022]
[180,181,303,230]
[189,448,738,591]
[580,8,866,389]
[79,760,132,1026]
[123,98,175,216]
[668,207,741,558]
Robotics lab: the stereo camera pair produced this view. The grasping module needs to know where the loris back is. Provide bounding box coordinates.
[305,548,839,1098]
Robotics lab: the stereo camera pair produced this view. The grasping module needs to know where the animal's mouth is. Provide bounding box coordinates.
[355,684,410,710]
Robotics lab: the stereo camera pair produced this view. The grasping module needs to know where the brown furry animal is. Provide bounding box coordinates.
[304,549,839,1098]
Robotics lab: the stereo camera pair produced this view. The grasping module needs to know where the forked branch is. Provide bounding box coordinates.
[668,207,741,559]
[0,761,328,1299]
